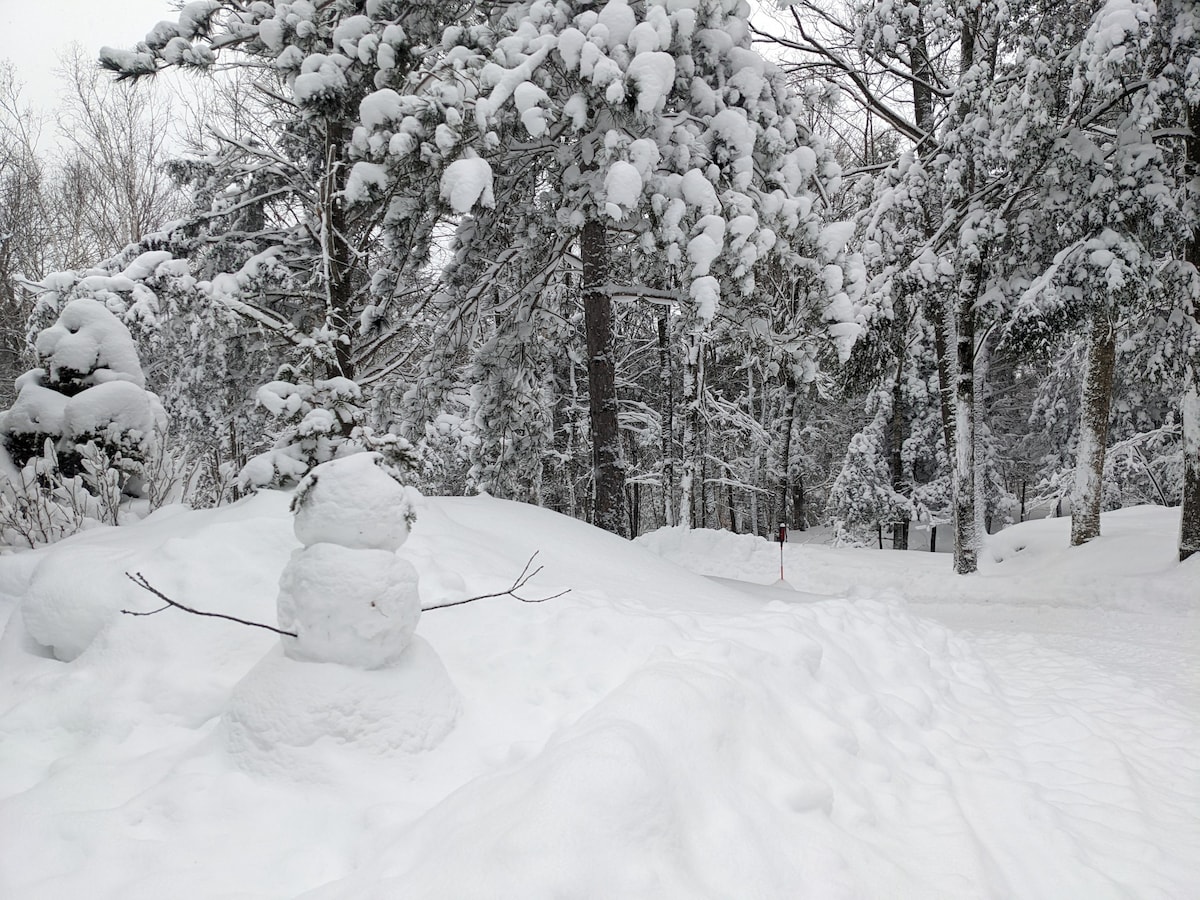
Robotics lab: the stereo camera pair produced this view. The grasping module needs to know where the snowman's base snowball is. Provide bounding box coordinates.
[222,637,460,778]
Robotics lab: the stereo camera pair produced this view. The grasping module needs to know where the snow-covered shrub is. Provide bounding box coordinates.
[0,299,167,546]
[0,443,96,548]
[238,376,416,490]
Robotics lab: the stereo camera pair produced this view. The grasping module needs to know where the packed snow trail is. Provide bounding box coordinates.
[0,496,1196,898]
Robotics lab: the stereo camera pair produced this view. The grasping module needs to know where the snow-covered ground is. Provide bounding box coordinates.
[0,494,1196,898]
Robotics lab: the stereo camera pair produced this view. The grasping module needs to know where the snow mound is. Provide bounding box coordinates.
[10,492,292,664]
[20,544,142,661]
[222,638,460,779]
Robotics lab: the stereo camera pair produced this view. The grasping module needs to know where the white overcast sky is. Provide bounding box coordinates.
[0,0,176,112]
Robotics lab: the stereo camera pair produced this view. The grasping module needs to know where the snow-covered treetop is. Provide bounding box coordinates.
[345,0,844,356]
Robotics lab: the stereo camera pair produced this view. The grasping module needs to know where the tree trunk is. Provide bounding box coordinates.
[657,313,675,528]
[581,218,627,536]
[778,370,797,526]
[1180,101,1200,562]
[1071,314,1117,546]
[748,366,760,534]
[1182,372,1200,561]
[627,438,640,537]
[321,119,355,381]
[678,333,699,528]
[889,349,909,550]
[699,346,716,529]
[952,269,980,574]
[973,333,991,542]
[792,470,807,531]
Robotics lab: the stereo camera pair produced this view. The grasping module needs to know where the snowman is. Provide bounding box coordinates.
[222,453,460,776]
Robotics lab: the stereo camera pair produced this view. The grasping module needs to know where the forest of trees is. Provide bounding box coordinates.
[0,0,1197,572]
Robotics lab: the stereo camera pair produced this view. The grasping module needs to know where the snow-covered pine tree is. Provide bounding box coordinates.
[997,0,1188,546]
[826,384,913,544]
[95,0,473,486]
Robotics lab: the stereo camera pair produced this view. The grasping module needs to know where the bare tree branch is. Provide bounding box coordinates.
[122,550,568,637]
[121,571,299,637]
[423,552,571,611]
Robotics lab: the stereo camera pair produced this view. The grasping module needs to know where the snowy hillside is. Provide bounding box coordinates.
[0,493,1197,898]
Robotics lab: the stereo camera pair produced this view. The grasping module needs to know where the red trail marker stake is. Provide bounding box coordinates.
[777,523,787,581]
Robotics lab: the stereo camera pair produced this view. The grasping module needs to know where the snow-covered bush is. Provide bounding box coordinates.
[0,298,167,545]
[0,442,99,548]
[238,376,416,490]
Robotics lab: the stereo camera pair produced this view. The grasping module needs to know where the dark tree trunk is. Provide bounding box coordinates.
[321,120,355,382]
[657,313,675,527]
[581,218,627,536]
[1071,314,1117,546]
[778,371,798,526]
[678,336,698,528]
[889,347,909,550]
[792,470,807,531]
[627,439,640,537]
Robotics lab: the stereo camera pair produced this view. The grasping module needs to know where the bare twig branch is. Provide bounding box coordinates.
[423,552,570,611]
[121,572,298,637]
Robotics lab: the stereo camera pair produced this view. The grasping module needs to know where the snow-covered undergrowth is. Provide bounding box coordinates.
[1,496,1196,897]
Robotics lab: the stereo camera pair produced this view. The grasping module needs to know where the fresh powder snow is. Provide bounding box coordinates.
[0,494,1195,898]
